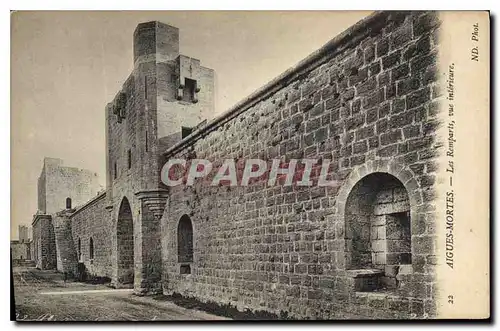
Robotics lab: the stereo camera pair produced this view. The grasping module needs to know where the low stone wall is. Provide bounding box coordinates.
[70,192,113,278]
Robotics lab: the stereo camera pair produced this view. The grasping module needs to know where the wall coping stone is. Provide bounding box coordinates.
[69,191,107,218]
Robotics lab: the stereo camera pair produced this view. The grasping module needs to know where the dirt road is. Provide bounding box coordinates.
[12,267,227,321]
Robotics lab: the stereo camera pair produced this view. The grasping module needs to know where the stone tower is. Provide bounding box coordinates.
[19,225,29,243]
[104,21,215,293]
[32,158,102,271]
[37,157,101,214]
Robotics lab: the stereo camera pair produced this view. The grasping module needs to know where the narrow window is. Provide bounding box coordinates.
[144,76,148,99]
[78,238,82,261]
[127,150,132,169]
[116,92,127,121]
[114,162,117,179]
[178,215,193,274]
[180,264,191,274]
[89,237,94,260]
[182,78,196,103]
[66,197,72,209]
[145,131,148,152]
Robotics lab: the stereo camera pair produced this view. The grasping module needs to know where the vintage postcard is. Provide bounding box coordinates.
[10,10,490,320]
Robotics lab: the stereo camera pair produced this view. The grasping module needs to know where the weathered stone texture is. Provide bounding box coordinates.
[53,211,79,274]
[69,193,113,278]
[162,11,442,319]
[32,214,56,270]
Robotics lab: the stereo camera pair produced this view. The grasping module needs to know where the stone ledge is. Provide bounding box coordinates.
[346,269,384,278]
[354,291,401,300]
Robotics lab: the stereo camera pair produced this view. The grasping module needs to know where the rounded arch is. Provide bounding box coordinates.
[335,160,421,271]
[177,214,194,264]
[116,197,134,287]
[335,160,421,217]
[345,172,411,267]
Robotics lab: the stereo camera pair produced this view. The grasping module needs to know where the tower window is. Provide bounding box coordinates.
[145,131,148,152]
[144,76,148,99]
[66,197,72,209]
[114,92,127,122]
[114,162,117,179]
[182,78,197,103]
[127,150,132,169]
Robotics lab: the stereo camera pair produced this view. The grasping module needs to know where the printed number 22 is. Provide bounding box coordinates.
[448,295,454,304]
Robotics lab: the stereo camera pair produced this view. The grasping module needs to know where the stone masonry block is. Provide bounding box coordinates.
[373,201,410,215]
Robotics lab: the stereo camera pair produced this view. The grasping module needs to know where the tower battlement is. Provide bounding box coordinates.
[133,21,180,64]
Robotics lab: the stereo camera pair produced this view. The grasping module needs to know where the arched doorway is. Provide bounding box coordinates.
[345,172,411,270]
[117,197,134,287]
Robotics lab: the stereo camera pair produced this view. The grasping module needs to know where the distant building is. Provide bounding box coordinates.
[11,225,32,262]
[19,225,29,243]
[31,157,102,270]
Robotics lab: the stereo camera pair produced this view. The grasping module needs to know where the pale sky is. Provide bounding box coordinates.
[11,11,370,238]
